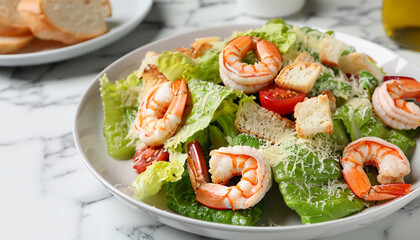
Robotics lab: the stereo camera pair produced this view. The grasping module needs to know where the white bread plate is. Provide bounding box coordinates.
[73,24,420,240]
[0,0,152,66]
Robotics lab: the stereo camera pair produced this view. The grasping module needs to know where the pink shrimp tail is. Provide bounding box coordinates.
[364,183,411,201]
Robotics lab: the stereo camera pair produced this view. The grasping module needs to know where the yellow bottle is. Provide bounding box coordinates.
[382,0,420,50]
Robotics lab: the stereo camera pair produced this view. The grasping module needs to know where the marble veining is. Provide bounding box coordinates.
[1,0,419,239]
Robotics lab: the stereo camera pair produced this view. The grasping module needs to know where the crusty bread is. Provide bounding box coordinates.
[338,52,384,81]
[0,34,34,54]
[320,36,347,67]
[138,51,160,78]
[320,90,337,112]
[173,37,220,59]
[234,100,295,143]
[275,61,322,94]
[294,94,333,138]
[0,0,31,36]
[140,64,169,101]
[18,0,111,44]
[294,51,315,63]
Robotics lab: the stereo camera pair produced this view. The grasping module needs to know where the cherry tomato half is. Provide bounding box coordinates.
[132,146,169,174]
[383,76,416,81]
[259,84,306,115]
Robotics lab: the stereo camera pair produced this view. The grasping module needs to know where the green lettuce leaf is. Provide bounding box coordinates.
[165,79,243,152]
[166,168,263,225]
[279,180,365,224]
[311,73,352,103]
[209,125,228,150]
[183,50,222,84]
[333,98,373,141]
[241,18,296,53]
[272,138,342,184]
[334,100,416,153]
[329,119,351,147]
[157,51,197,81]
[385,130,416,154]
[132,160,184,200]
[99,72,140,160]
[358,70,379,97]
[341,45,356,56]
[230,134,266,149]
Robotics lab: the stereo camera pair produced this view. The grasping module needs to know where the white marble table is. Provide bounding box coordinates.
[1,0,420,239]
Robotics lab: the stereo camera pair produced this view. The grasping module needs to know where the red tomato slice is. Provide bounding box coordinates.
[383,75,416,81]
[259,84,306,115]
[132,146,169,174]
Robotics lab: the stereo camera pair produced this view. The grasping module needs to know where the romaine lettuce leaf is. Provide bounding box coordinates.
[165,79,243,152]
[334,100,416,153]
[385,130,416,154]
[209,125,228,150]
[166,168,263,225]
[330,119,351,147]
[230,134,266,149]
[333,98,373,141]
[358,70,379,97]
[279,180,365,224]
[132,159,184,200]
[157,51,197,81]
[241,18,297,53]
[272,139,342,184]
[311,73,353,103]
[183,50,222,84]
[99,72,140,160]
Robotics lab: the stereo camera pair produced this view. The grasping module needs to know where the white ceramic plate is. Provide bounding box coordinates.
[0,0,152,67]
[73,24,420,240]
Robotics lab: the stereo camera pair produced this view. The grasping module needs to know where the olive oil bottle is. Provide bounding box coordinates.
[382,0,420,50]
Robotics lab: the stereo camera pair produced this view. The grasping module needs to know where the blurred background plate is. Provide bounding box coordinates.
[0,0,152,67]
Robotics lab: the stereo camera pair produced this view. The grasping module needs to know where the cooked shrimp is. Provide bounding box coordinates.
[340,137,411,201]
[187,140,272,210]
[372,78,420,129]
[219,36,282,93]
[135,79,188,146]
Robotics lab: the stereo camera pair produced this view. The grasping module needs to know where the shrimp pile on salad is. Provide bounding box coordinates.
[99,19,420,225]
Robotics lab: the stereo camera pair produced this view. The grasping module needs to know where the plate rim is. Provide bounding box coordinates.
[0,0,152,67]
[73,23,420,235]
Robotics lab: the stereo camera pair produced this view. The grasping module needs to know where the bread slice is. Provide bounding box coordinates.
[294,51,315,63]
[0,34,34,54]
[338,52,384,81]
[18,0,111,44]
[320,36,347,67]
[234,100,295,143]
[294,94,333,138]
[0,0,31,36]
[275,61,322,93]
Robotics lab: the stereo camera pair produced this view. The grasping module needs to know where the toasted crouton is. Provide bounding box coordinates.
[320,90,337,112]
[294,51,315,63]
[275,61,322,94]
[338,52,384,81]
[320,37,348,67]
[234,100,295,143]
[173,47,194,58]
[294,94,333,138]
[140,64,169,100]
[173,36,220,59]
[138,51,160,78]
